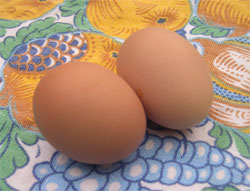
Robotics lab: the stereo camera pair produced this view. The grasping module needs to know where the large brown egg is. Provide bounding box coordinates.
[33,62,146,164]
[117,28,213,130]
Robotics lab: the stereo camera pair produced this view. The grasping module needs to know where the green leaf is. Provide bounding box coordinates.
[24,23,77,43]
[0,129,26,178]
[1,130,28,177]
[0,19,23,37]
[230,131,250,158]
[202,187,219,191]
[190,16,203,26]
[18,128,43,145]
[74,9,94,30]
[60,0,83,17]
[0,17,76,59]
[0,109,26,178]
[209,123,221,135]
[212,29,229,38]
[0,28,6,37]
[39,22,76,36]
[60,0,87,16]
[209,124,232,149]
[190,17,230,38]
[15,17,56,43]
[191,26,208,34]
[60,0,97,31]
[0,37,15,59]
[223,185,240,191]
[0,20,23,28]
[0,178,13,191]
[0,109,13,143]
[0,107,40,179]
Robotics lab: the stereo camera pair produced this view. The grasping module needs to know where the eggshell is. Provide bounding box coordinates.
[33,62,146,164]
[117,28,213,129]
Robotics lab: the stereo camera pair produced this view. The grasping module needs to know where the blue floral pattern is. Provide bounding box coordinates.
[31,132,250,191]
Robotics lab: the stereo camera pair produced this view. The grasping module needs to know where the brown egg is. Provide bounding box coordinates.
[33,62,146,164]
[117,28,213,130]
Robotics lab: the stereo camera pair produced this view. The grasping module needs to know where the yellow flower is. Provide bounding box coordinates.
[0,69,44,131]
[0,0,64,20]
[80,33,120,73]
[87,0,191,39]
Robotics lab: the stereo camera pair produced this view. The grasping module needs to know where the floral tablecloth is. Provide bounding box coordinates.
[0,0,250,191]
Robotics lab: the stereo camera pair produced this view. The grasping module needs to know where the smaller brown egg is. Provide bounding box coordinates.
[33,62,146,164]
[117,28,213,130]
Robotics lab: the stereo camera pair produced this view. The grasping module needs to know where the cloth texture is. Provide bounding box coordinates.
[0,0,249,190]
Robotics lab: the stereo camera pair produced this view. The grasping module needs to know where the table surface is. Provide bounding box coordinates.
[0,0,249,191]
